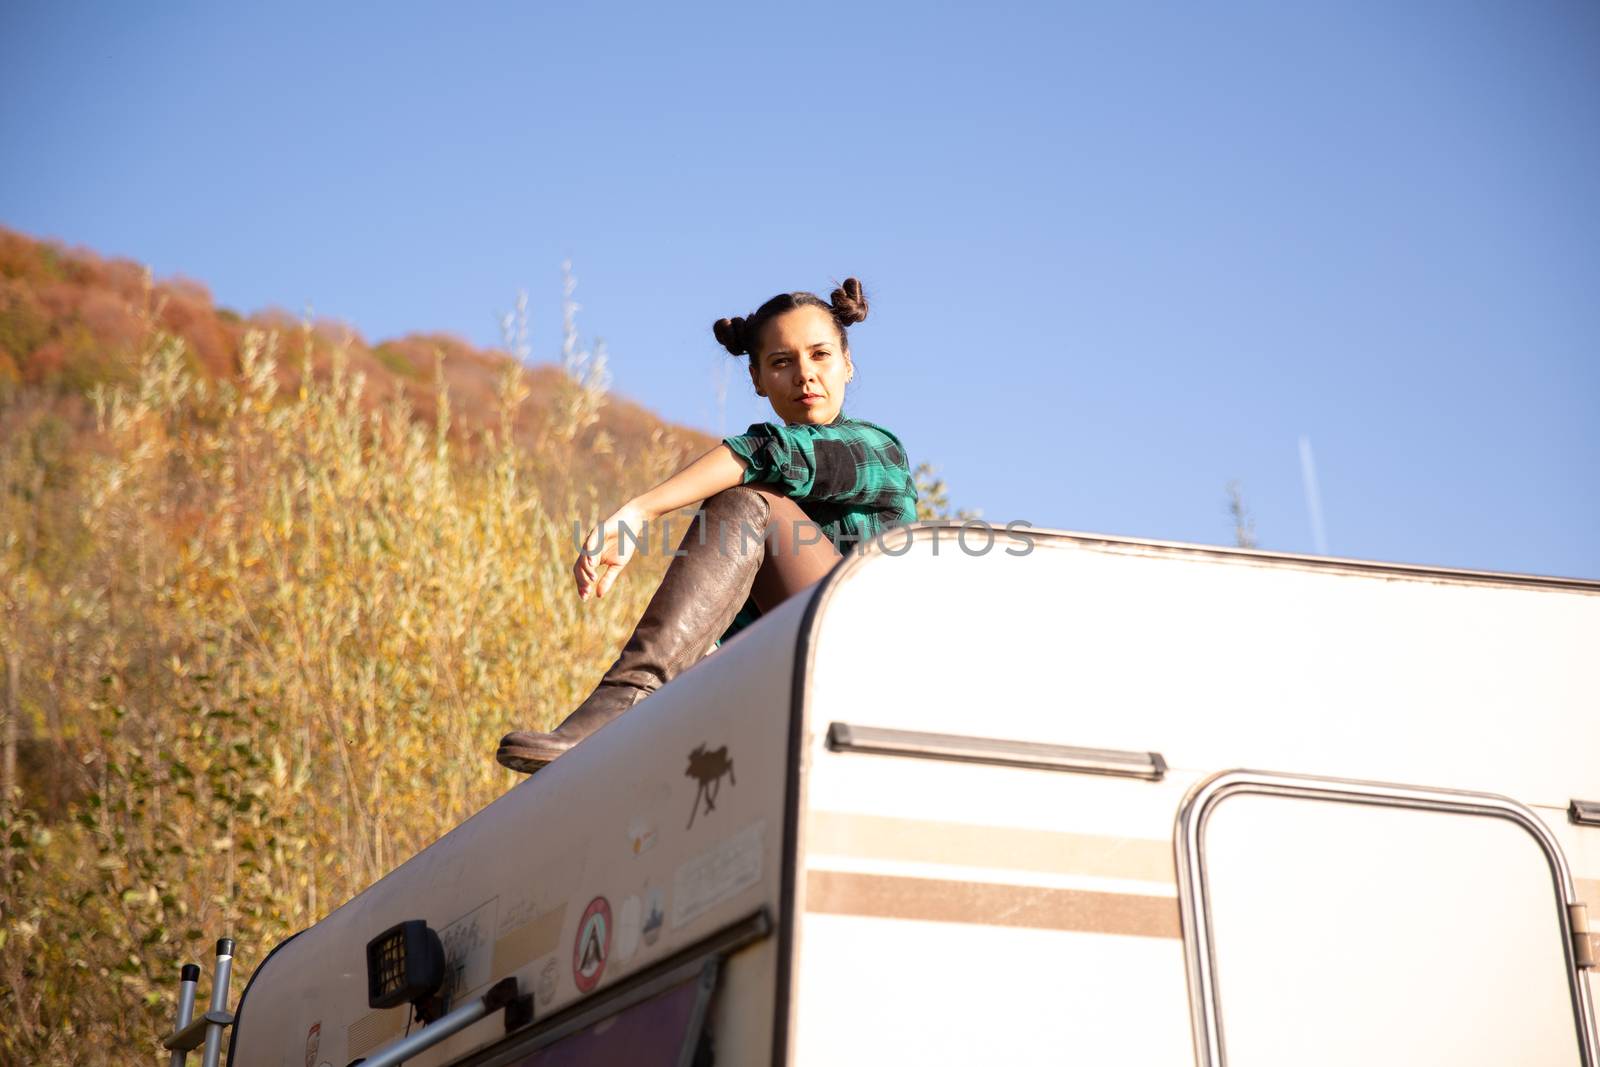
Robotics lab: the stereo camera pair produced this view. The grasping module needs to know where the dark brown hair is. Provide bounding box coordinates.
[712,277,869,364]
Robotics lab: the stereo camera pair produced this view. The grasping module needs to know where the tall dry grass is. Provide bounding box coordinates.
[0,319,685,1062]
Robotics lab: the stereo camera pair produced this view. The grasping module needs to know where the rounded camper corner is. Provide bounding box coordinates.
[223,929,302,1066]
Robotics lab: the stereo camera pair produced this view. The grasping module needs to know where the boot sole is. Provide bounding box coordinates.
[496,741,568,775]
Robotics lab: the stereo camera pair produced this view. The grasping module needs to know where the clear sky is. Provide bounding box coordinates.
[4,1,1596,578]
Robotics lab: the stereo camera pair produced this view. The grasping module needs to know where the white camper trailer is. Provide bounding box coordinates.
[191,524,1600,1067]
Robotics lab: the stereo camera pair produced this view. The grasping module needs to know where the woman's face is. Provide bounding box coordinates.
[750,305,853,426]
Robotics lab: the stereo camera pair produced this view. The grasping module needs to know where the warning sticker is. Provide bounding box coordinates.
[572,896,612,994]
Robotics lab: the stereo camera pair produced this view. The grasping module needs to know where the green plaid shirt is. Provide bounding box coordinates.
[713,413,918,646]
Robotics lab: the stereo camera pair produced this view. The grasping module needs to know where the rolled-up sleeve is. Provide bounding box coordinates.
[723,422,807,491]
[721,419,915,510]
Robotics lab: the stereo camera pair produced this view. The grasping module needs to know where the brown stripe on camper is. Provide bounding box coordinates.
[490,902,567,977]
[806,869,1181,939]
[807,811,1175,884]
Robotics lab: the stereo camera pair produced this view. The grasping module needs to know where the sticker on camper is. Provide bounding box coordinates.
[672,820,764,929]
[572,896,613,993]
[304,1022,321,1067]
[685,743,736,829]
[627,815,658,856]
[439,897,497,1002]
[615,894,642,963]
[536,958,559,1007]
[642,887,665,947]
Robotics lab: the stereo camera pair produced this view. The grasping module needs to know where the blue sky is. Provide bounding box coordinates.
[4,1,1596,578]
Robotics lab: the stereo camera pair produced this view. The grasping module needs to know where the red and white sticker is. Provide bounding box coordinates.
[572,896,612,993]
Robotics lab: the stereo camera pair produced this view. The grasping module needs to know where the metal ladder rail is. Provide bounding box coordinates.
[161,938,237,1067]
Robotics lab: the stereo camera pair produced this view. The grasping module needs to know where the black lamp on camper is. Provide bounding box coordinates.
[365,920,446,1021]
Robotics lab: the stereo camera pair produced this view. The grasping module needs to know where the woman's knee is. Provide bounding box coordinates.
[702,485,770,521]
[698,486,772,552]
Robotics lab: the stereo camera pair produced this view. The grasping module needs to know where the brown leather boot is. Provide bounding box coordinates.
[496,486,772,774]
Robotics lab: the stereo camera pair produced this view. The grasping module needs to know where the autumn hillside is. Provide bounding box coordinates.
[0,226,722,1063]
[0,224,718,467]
[0,225,966,1063]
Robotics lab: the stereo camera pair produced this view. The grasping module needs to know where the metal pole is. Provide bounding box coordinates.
[199,938,235,1067]
[169,963,200,1067]
[358,996,496,1067]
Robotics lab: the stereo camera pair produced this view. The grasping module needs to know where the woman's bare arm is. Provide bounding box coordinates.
[629,443,749,520]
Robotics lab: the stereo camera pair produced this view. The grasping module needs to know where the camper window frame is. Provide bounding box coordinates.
[1174,770,1600,1067]
[434,908,769,1067]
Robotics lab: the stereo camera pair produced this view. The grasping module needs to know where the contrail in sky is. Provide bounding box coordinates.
[1299,435,1329,556]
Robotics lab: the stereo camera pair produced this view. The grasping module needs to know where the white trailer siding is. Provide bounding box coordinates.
[788,527,1600,1066]
[225,524,1600,1067]
[228,578,805,1067]
[803,530,1598,804]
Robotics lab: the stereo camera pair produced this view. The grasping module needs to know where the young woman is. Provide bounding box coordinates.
[496,277,918,774]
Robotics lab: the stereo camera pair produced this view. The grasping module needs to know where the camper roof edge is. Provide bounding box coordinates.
[892,521,1600,594]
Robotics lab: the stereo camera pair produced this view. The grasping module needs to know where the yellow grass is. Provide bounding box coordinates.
[0,323,681,1062]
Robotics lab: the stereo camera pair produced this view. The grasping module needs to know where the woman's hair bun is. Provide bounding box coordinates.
[712,315,749,356]
[828,277,869,326]
[717,278,868,362]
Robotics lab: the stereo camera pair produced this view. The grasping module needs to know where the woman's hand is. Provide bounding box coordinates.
[572,444,748,601]
[574,500,652,601]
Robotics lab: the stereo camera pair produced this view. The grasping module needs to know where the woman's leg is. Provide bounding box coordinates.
[747,486,842,611]
[497,486,772,773]
[496,487,843,774]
